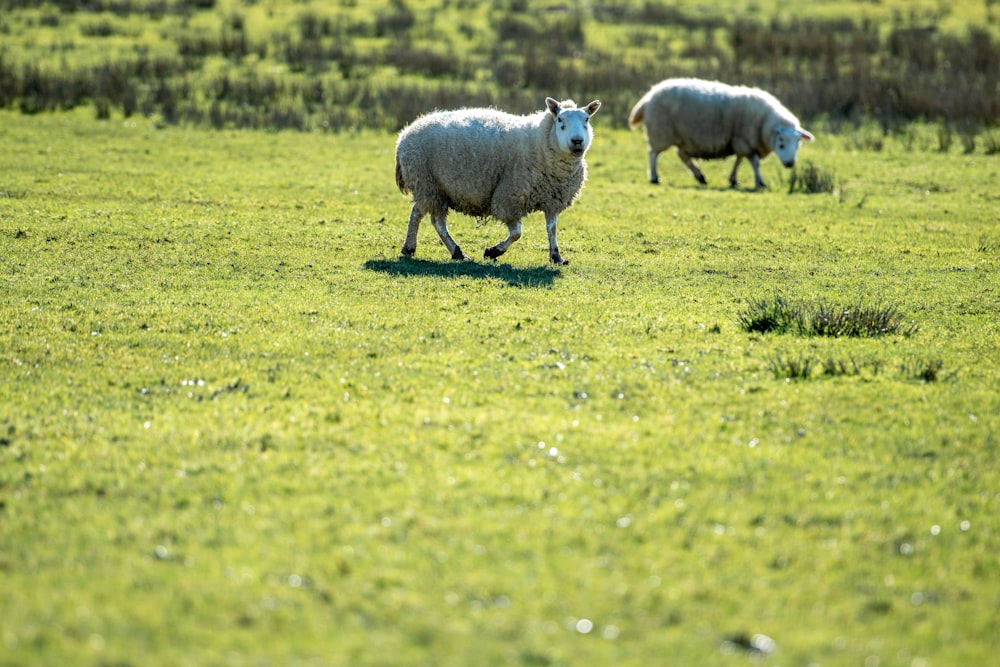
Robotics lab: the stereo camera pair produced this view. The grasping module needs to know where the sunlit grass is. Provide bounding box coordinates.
[737,294,918,337]
[2,0,997,134]
[1,109,998,666]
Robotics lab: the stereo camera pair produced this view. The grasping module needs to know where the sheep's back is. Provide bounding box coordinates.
[644,79,778,157]
[645,84,733,155]
[398,111,533,216]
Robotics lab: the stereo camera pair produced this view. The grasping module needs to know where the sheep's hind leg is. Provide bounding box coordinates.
[647,149,661,184]
[545,214,568,265]
[401,204,424,257]
[677,150,707,185]
[484,219,522,261]
[430,212,469,261]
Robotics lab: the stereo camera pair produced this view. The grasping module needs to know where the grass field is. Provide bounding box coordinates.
[1,106,998,666]
[2,0,998,133]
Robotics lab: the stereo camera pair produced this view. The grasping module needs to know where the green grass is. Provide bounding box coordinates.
[738,294,918,337]
[1,108,999,666]
[2,0,998,132]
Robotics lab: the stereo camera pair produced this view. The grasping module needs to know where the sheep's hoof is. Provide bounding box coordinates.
[550,254,568,265]
[452,246,470,261]
[484,246,504,261]
[649,177,659,185]
[696,175,707,185]
[401,246,416,257]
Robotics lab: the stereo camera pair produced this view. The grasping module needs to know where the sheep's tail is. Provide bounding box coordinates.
[627,95,647,129]
[395,155,409,194]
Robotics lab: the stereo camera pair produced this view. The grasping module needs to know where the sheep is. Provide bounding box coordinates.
[395,96,601,265]
[627,78,814,190]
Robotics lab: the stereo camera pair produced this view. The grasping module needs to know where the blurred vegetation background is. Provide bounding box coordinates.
[1,0,997,138]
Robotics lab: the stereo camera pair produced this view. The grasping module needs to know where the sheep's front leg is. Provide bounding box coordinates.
[484,219,522,261]
[546,213,568,265]
[430,211,469,261]
[748,154,767,190]
[677,150,707,185]
[729,156,744,189]
[401,204,424,257]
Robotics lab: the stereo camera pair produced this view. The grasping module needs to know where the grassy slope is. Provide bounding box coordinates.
[3,0,998,134]
[1,109,998,666]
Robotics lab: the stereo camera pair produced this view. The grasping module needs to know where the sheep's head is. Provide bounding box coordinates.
[546,97,601,157]
[771,125,815,168]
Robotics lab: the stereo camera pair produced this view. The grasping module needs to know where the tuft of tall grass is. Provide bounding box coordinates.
[821,357,863,377]
[767,354,814,380]
[961,130,977,154]
[937,124,954,152]
[977,234,998,253]
[788,160,839,195]
[808,302,915,337]
[736,293,800,334]
[738,294,918,337]
[768,355,946,382]
[900,358,946,383]
[982,131,1000,155]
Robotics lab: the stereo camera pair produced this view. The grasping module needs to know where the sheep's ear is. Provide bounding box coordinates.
[799,128,815,141]
[585,100,601,116]
[545,97,561,116]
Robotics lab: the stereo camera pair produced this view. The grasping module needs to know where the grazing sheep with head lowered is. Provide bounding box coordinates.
[628,78,813,190]
[395,96,601,265]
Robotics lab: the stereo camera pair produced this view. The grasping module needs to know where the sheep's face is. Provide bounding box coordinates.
[547,98,601,157]
[771,125,814,168]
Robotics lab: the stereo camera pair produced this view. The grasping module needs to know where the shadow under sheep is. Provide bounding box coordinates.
[364,257,561,288]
